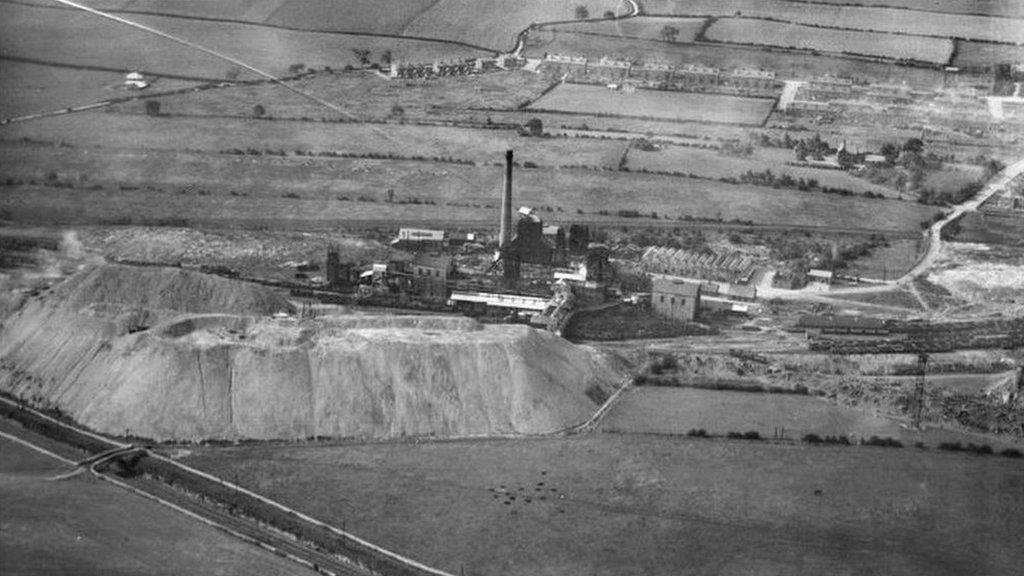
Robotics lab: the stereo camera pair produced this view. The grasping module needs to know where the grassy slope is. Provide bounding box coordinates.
[0,2,485,80]
[640,0,1024,43]
[705,18,954,64]
[772,0,1024,18]
[0,60,198,119]
[182,434,1024,576]
[402,0,628,51]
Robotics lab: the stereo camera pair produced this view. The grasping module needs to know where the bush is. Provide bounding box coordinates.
[726,431,760,440]
[938,441,963,452]
[686,428,708,438]
[803,433,822,444]
[862,436,902,448]
[1000,448,1023,458]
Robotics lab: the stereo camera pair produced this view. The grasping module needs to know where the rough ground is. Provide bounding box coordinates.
[0,264,623,441]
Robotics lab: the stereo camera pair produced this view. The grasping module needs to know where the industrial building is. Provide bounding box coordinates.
[651,276,701,322]
[411,253,454,300]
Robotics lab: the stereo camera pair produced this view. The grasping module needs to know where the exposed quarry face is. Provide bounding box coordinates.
[0,265,623,441]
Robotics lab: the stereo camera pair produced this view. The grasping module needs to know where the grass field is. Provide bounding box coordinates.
[264,0,438,34]
[827,286,925,309]
[182,433,1024,576]
[626,145,897,196]
[0,138,942,233]
[403,0,627,51]
[842,238,923,280]
[953,41,1024,69]
[0,59,198,119]
[0,112,629,168]
[525,31,947,87]
[641,0,1024,44]
[546,16,707,43]
[705,18,955,64]
[600,387,1013,447]
[0,433,305,576]
[529,84,775,125]
[0,2,486,80]
[122,70,554,122]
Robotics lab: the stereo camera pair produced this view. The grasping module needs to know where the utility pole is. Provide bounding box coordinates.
[912,353,928,429]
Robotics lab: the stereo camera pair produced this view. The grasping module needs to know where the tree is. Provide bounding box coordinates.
[603,10,615,18]
[352,48,371,67]
[902,137,924,154]
[390,104,405,121]
[225,67,241,81]
[144,100,161,116]
[380,50,393,66]
[524,117,543,136]
[660,25,680,42]
[574,5,589,19]
[288,62,306,74]
[880,142,899,163]
[252,104,266,118]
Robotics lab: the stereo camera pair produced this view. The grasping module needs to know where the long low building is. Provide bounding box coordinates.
[449,291,551,313]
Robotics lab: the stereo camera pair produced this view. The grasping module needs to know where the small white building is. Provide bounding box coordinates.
[807,269,834,285]
[124,71,148,90]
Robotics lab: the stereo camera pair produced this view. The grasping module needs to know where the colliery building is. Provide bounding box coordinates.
[651,276,701,322]
[640,246,757,284]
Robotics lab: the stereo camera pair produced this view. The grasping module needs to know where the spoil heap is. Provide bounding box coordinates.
[1,265,623,441]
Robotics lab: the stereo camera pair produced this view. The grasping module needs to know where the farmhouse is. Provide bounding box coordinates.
[651,276,701,322]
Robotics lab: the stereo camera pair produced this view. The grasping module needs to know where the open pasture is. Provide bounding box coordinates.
[641,0,1024,44]
[545,16,707,43]
[705,18,955,65]
[183,433,1024,576]
[402,0,628,51]
[953,41,1024,69]
[0,435,304,576]
[0,137,941,233]
[627,145,897,196]
[529,84,775,125]
[0,112,628,168]
[526,31,946,87]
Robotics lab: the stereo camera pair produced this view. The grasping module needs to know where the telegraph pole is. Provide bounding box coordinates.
[912,353,928,429]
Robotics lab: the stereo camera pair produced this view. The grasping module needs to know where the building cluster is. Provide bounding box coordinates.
[540,53,777,91]
[387,55,521,80]
[317,151,771,333]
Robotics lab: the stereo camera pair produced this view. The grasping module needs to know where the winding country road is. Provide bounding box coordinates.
[899,156,1024,283]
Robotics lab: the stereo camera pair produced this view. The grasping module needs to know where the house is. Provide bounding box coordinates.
[728,68,775,90]
[411,253,454,300]
[651,276,701,321]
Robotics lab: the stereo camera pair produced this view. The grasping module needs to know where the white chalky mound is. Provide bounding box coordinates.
[1,265,622,441]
